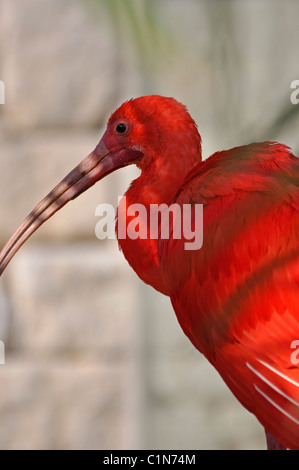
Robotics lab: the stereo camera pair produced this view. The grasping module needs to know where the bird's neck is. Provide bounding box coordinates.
[116,148,202,295]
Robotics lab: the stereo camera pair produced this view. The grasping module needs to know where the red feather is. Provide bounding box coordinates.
[159,142,299,448]
[1,95,299,449]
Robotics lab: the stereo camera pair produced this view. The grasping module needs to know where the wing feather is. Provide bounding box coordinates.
[159,143,299,448]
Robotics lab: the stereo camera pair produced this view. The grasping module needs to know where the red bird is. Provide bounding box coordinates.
[0,95,299,450]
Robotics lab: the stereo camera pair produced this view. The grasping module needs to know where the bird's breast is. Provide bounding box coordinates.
[116,195,169,295]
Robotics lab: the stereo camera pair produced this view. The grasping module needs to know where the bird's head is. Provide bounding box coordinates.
[0,95,202,274]
[103,95,201,170]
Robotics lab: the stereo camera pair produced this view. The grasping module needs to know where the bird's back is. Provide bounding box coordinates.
[159,142,299,449]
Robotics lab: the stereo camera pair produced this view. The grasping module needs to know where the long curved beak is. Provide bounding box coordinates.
[0,139,142,275]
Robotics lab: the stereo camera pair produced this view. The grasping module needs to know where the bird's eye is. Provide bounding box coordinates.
[116,123,128,134]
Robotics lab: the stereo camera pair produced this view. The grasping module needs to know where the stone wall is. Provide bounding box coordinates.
[0,0,299,450]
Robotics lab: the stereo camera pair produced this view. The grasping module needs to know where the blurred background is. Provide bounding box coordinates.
[0,0,299,450]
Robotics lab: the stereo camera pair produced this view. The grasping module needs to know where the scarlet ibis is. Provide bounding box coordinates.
[0,95,299,450]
